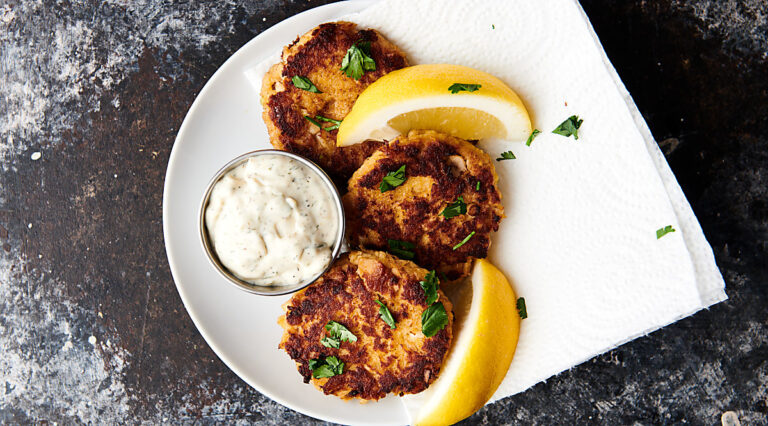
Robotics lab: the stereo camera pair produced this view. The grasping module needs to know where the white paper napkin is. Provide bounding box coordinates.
[248,0,727,405]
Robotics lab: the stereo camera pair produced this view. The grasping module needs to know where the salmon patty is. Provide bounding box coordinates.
[344,130,505,280]
[261,21,408,183]
[278,250,453,401]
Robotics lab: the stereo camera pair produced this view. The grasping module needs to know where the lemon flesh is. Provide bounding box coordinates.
[403,259,521,426]
[337,64,532,146]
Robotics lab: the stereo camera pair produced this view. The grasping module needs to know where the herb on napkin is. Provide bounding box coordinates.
[497,151,516,161]
[526,129,541,146]
[656,225,676,239]
[552,115,583,139]
[516,297,528,319]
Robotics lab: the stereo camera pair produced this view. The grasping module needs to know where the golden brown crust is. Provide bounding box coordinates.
[344,130,505,280]
[278,250,453,401]
[261,21,408,183]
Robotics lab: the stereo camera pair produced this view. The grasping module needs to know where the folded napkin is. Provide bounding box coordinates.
[247,0,727,405]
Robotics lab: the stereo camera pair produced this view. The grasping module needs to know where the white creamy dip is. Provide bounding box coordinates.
[204,155,339,286]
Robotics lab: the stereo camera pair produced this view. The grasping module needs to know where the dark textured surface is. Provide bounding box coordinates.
[0,0,766,424]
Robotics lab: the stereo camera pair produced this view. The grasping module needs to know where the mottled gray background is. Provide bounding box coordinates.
[1,0,766,424]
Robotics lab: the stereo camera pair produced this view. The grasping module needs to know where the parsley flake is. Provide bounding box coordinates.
[552,115,583,140]
[387,239,415,260]
[321,321,357,348]
[309,356,344,378]
[448,83,482,94]
[420,270,439,305]
[656,225,676,239]
[526,129,541,146]
[291,75,321,93]
[496,151,516,161]
[305,115,342,131]
[380,165,406,192]
[340,41,376,80]
[375,300,396,329]
[452,231,476,250]
[421,302,449,337]
[476,181,481,191]
[516,297,528,319]
[441,196,467,219]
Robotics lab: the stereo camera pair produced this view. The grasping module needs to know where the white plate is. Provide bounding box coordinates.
[161,1,410,424]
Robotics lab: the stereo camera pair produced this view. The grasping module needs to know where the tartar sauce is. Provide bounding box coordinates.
[204,155,339,286]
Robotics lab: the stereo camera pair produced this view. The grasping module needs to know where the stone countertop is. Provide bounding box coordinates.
[1,0,766,424]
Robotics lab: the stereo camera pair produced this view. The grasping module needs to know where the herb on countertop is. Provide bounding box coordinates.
[380,165,406,192]
[309,356,344,378]
[421,302,449,337]
[526,129,541,146]
[452,231,476,250]
[656,225,676,239]
[292,75,321,93]
[376,300,396,329]
[420,270,440,305]
[552,115,583,140]
[448,83,482,94]
[496,151,516,161]
[441,196,467,219]
[340,41,376,80]
[516,297,528,319]
[388,239,415,260]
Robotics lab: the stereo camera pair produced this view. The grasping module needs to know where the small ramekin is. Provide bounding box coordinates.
[199,149,345,296]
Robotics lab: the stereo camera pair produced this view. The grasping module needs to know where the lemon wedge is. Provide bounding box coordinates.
[403,259,521,426]
[337,64,532,146]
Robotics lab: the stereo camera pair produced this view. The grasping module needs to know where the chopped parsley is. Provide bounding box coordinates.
[492,24,496,29]
[448,83,482,94]
[552,115,583,140]
[476,181,481,191]
[420,270,439,305]
[375,300,396,329]
[441,196,467,219]
[321,321,357,348]
[526,129,541,146]
[421,302,449,337]
[304,115,342,131]
[380,164,406,192]
[452,231,476,250]
[516,297,528,319]
[496,151,516,161]
[656,225,676,239]
[388,239,415,260]
[340,41,376,80]
[309,356,344,378]
[291,75,321,93]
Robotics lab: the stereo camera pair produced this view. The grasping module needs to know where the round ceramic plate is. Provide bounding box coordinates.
[161,1,410,424]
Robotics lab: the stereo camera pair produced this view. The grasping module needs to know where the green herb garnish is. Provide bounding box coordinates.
[526,129,541,146]
[375,300,396,329]
[340,41,376,80]
[388,239,415,260]
[552,115,583,140]
[656,225,676,239]
[380,165,406,192]
[516,297,528,319]
[292,75,321,93]
[304,115,342,131]
[441,196,467,219]
[452,231,476,250]
[476,181,481,191]
[321,321,357,348]
[496,151,516,161]
[309,356,344,378]
[420,270,439,305]
[448,83,482,94]
[421,302,449,337]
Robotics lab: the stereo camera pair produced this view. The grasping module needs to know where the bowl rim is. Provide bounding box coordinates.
[198,149,346,296]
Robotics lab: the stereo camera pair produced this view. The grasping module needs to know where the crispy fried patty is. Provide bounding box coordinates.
[261,21,408,183]
[278,250,453,401]
[344,130,505,280]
